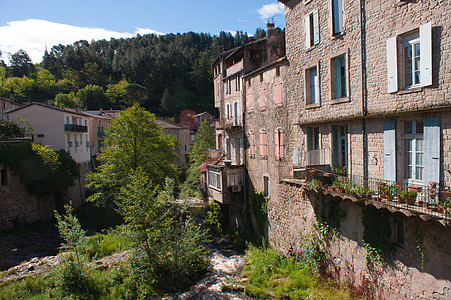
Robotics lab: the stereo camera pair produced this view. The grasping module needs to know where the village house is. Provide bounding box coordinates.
[0,97,21,120]
[208,0,450,298]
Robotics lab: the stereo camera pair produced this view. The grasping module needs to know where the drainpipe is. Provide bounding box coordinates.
[360,0,368,185]
[241,73,247,217]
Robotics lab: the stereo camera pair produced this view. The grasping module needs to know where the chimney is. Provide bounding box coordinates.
[267,21,276,37]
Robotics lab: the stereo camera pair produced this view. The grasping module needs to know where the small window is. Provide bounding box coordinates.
[263,175,270,197]
[37,134,45,138]
[395,219,405,247]
[307,127,320,151]
[305,65,319,105]
[305,10,320,48]
[331,54,347,100]
[235,75,240,91]
[226,103,232,119]
[276,67,280,77]
[260,74,263,82]
[208,170,221,189]
[402,32,420,88]
[66,116,70,124]
[1,169,7,186]
[184,145,187,151]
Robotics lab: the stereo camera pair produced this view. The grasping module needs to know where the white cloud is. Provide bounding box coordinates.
[0,19,163,64]
[257,3,284,21]
[135,27,163,36]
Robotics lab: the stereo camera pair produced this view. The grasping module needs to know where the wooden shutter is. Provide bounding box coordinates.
[275,129,280,159]
[259,88,266,110]
[334,58,342,99]
[423,117,440,184]
[247,92,253,112]
[332,0,343,34]
[384,120,396,181]
[240,137,244,165]
[260,130,267,158]
[275,83,283,106]
[313,10,319,45]
[420,22,432,87]
[280,129,285,159]
[386,36,398,93]
[231,138,236,164]
[249,131,255,157]
[305,14,311,49]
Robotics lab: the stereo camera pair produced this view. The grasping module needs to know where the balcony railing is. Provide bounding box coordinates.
[305,170,451,222]
[206,149,225,165]
[67,141,73,148]
[64,124,88,132]
[306,148,330,166]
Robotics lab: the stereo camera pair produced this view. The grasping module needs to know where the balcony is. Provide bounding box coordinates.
[306,148,330,166]
[303,170,451,223]
[206,150,225,165]
[204,164,244,205]
[64,124,87,132]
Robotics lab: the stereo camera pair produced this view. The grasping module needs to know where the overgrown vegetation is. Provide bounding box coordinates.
[362,206,392,269]
[250,190,268,244]
[242,245,361,299]
[0,142,78,199]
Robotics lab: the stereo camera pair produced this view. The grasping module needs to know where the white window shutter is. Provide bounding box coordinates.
[420,22,432,87]
[231,138,236,164]
[313,10,319,45]
[383,120,396,182]
[292,147,299,166]
[423,117,440,184]
[305,15,311,49]
[240,138,244,165]
[386,37,398,93]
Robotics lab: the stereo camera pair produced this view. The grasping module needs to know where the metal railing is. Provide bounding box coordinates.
[306,148,330,166]
[306,170,451,221]
[206,149,225,165]
[64,124,88,132]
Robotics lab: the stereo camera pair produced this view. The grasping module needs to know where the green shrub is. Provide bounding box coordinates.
[81,231,132,260]
[204,201,223,237]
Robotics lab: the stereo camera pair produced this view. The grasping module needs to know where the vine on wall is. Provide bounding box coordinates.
[250,190,268,243]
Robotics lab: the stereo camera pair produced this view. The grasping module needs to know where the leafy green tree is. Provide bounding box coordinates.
[181,119,215,197]
[33,68,57,101]
[3,76,34,103]
[9,49,36,77]
[0,120,25,140]
[105,79,129,108]
[76,84,107,109]
[87,104,178,206]
[53,92,80,108]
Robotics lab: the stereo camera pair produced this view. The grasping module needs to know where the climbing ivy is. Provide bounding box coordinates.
[250,190,268,243]
[414,223,425,270]
[0,143,78,198]
[362,206,392,270]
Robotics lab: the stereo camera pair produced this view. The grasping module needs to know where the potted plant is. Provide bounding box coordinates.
[408,185,422,193]
[400,190,417,205]
[380,183,399,201]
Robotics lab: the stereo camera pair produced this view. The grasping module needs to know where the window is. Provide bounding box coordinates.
[276,67,280,77]
[260,129,267,159]
[402,120,424,183]
[395,219,405,247]
[184,135,187,141]
[226,103,232,119]
[260,74,263,82]
[275,82,283,106]
[247,91,253,112]
[67,134,72,148]
[332,0,343,35]
[79,134,82,145]
[305,10,319,48]
[305,65,319,105]
[225,79,231,94]
[74,134,78,147]
[331,54,347,100]
[66,116,69,124]
[263,175,270,197]
[1,169,7,186]
[403,33,420,87]
[331,125,348,170]
[208,170,221,189]
[386,22,432,93]
[235,75,240,91]
[275,128,285,160]
[259,88,266,110]
[184,145,188,151]
[307,127,320,151]
[248,130,255,158]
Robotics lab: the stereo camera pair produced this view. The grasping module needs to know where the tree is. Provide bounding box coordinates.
[105,79,129,108]
[181,119,215,197]
[33,68,58,101]
[76,84,107,109]
[9,49,36,77]
[54,92,80,108]
[87,104,178,206]
[0,120,25,140]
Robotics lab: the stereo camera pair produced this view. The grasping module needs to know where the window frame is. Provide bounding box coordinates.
[305,63,320,107]
[331,0,343,36]
[260,129,268,159]
[330,52,349,103]
[402,32,421,88]
[248,130,255,158]
[305,10,320,49]
[402,120,424,185]
[208,169,221,190]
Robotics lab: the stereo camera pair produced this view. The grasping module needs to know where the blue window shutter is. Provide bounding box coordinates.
[332,0,343,34]
[384,120,396,181]
[331,125,339,168]
[307,127,313,151]
[293,147,299,166]
[423,117,440,184]
[335,58,342,99]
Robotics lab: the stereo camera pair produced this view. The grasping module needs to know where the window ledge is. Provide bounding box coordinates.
[259,107,266,112]
[331,31,345,40]
[306,103,321,109]
[305,44,319,53]
[398,87,423,95]
[330,97,350,105]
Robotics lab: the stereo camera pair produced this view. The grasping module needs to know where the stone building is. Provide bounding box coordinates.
[206,23,286,227]
[0,97,21,120]
[208,0,451,298]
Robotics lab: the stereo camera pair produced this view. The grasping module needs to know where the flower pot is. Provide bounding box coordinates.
[406,197,416,205]
[323,172,332,177]
[408,185,422,193]
[398,197,406,204]
[376,181,386,187]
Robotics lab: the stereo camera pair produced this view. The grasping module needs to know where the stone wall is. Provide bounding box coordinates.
[0,163,90,231]
[268,181,451,299]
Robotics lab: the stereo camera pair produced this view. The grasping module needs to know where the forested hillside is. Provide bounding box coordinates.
[0,30,263,118]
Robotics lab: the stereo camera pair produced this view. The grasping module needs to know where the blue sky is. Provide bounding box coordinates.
[0,0,285,63]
